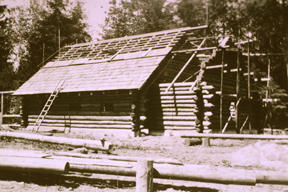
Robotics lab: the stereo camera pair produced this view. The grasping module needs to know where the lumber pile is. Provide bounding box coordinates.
[159,82,216,133]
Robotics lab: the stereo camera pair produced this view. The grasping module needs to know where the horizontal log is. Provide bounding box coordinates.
[164,126,197,130]
[29,115,132,121]
[159,82,194,87]
[181,133,288,140]
[154,164,255,185]
[28,119,130,125]
[159,85,214,91]
[52,152,182,165]
[68,161,256,185]
[0,156,69,174]
[161,104,214,111]
[0,131,111,151]
[28,123,132,129]
[161,103,212,108]
[162,112,213,117]
[160,95,214,100]
[3,114,21,118]
[162,116,196,121]
[162,112,197,116]
[162,108,197,112]
[163,121,211,126]
[160,90,211,95]
[256,170,288,185]
[70,164,135,176]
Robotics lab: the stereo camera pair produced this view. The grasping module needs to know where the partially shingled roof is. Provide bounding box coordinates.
[14,27,199,95]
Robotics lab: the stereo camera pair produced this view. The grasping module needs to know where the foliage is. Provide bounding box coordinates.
[17,0,91,82]
[103,0,178,39]
[176,0,206,27]
[0,5,15,91]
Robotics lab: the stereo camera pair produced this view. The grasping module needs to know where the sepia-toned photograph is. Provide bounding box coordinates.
[0,0,288,191]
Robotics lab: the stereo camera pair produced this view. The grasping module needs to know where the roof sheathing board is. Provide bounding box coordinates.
[52,27,190,64]
[14,55,166,95]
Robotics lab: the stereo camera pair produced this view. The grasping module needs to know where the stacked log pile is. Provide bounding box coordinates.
[159,82,216,134]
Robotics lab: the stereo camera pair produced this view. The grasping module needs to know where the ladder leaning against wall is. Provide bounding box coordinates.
[33,80,65,133]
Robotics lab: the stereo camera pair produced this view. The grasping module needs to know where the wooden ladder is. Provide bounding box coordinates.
[33,80,65,132]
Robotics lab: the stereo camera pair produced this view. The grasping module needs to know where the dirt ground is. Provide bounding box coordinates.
[0,128,288,192]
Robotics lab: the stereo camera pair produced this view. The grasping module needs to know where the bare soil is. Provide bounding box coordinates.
[0,128,288,192]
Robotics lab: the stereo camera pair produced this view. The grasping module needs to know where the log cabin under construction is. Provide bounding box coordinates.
[14,26,251,136]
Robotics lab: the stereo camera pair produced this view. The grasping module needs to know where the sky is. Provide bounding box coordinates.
[0,0,111,40]
[81,0,110,40]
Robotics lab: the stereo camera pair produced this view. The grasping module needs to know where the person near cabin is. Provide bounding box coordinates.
[195,84,204,133]
[229,101,239,133]
[250,92,264,134]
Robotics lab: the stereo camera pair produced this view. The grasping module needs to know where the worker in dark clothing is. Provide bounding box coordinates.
[195,85,204,133]
[250,93,264,134]
[230,101,238,132]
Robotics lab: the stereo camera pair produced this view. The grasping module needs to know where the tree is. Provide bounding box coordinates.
[0,5,14,90]
[103,0,177,39]
[17,0,91,82]
[176,0,205,27]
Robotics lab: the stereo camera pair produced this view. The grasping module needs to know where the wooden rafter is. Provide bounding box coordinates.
[165,38,207,93]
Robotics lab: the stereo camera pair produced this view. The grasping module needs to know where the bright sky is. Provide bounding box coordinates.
[81,0,111,40]
[0,0,111,40]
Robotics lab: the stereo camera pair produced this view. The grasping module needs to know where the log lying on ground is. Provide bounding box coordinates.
[256,170,288,185]
[0,156,69,174]
[0,131,111,151]
[154,164,256,185]
[52,151,182,165]
[69,162,256,185]
[70,161,288,185]
[181,133,288,140]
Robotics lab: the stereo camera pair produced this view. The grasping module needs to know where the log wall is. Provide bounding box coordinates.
[159,82,216,135]
[24,91,146,133]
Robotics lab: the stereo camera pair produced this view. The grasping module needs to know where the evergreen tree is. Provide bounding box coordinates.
[17,0,91,82]
[0,5,14,90]
[103,0,177,39]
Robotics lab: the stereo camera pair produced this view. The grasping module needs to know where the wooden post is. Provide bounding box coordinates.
[42,43,45,64]
[247,39,252,132]
[267,57,272,134]
[58,28,61,53]
[202,138,210,147]
[220,48,224,132]
[266,57,271,100]
[136,160,153,192]
[236,47,240,133]
[247,39,251,99]
[131,91,140,137]
[0,93,3,126]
